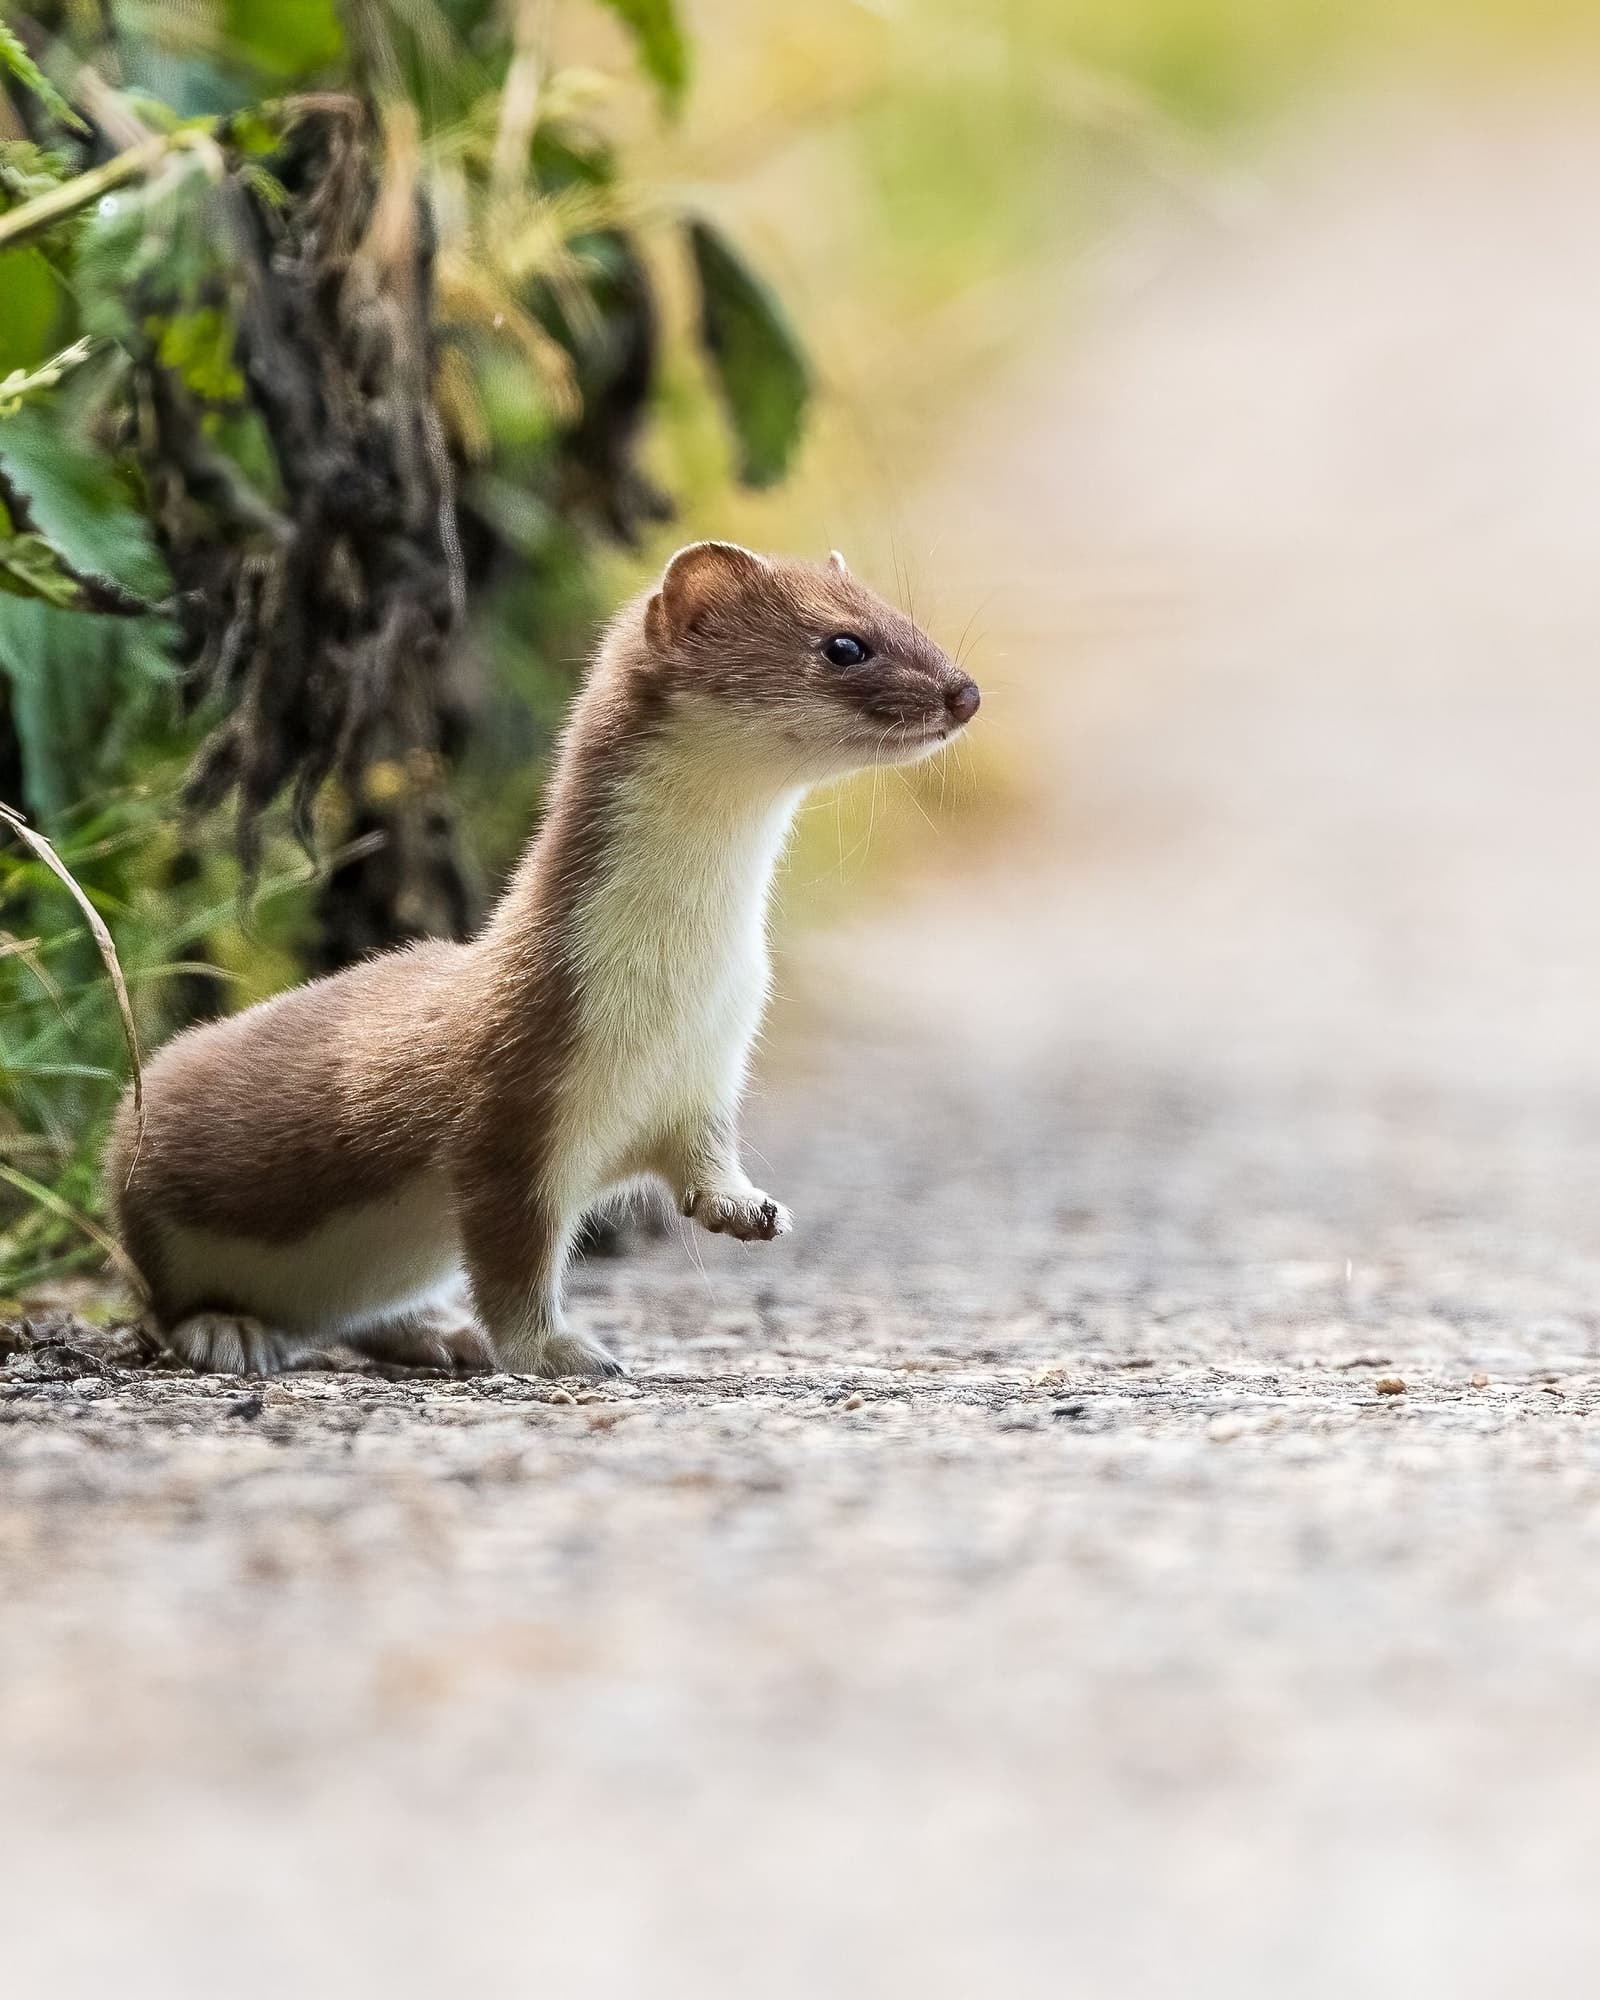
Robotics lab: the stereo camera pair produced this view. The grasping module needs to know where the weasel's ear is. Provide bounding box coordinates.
[647,540,769,644]
[828,549,850,577]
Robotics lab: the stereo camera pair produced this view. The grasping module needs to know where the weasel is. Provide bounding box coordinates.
[107,541,981,1377]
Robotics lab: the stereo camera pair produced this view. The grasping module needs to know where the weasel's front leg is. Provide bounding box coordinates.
[455,1173,624,1379]
[658,1116,793,1243]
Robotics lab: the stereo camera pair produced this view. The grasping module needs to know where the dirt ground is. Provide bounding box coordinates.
[8,92,1600,1998]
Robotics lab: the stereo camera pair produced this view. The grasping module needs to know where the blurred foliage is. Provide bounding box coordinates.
[686,220,809,489]
[0,0,812,1290]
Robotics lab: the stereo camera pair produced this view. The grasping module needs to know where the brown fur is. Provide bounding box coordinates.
[108,939,468,1316]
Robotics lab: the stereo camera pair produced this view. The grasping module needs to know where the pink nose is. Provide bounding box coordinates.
[946,678,980,726]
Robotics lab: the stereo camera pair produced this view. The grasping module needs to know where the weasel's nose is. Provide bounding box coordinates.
[946,678,981,726]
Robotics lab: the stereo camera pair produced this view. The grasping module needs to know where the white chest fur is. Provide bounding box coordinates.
[557,727,802,1198]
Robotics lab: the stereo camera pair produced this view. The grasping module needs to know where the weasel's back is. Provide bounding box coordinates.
[109,939,472,1275]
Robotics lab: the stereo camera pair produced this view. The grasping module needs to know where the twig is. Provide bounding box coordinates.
[0,126,221,255]
[0,335,94,414]
[490,0,547,202]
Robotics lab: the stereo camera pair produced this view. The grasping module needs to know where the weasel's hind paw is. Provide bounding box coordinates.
[346,1312,497,1376]
[165,1312,303,1377]
[530,1330,627,1381]
[684,1189,792,1242]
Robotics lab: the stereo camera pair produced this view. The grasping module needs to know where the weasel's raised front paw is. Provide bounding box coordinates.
[683,1188,793,1242]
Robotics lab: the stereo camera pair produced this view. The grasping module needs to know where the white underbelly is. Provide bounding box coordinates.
[558,742,797,1207]
[161,1171,460,1332]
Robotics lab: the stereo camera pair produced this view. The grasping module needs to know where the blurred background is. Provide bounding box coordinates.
[3,0,1596,1291]
[8,2,1600,1995]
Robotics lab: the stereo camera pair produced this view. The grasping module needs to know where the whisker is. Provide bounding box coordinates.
[888,527,910,621]
[892,767,939,836]
[953,592,997,672]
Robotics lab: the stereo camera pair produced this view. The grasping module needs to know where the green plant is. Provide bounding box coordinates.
[0,0,812,1292]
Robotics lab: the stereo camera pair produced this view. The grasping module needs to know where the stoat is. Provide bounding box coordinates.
[107,541,981,1377]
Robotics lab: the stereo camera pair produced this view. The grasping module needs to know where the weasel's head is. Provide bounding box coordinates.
[640,541,980,779]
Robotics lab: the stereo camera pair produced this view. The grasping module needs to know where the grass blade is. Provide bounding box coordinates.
[0,1159,138,1289]
[0,800,144,1161]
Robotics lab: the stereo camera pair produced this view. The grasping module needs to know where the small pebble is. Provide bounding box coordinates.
[1375,1376,1407,1396]
[547,1388,576,1406]
[841,1392,864,1412]
[1470,1373,1489,1389]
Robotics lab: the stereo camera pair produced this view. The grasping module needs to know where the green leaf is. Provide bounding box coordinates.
[0,140,74,202]
[687,219,810,489]
[0,20,87,135]
[0,533,82,608]
[596,0,688,108]
[0,408,168,603]
[222,0,344,81]
[226,110,284,159]
[0,596,176,819]
[148,308,244,404]
[0,249,64,376]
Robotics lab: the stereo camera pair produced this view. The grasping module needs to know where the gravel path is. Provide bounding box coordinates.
[8,94,1600,1998]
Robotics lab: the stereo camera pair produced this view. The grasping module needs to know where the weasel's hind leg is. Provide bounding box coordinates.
[165,1312,311,1377]
[343,1301,497,1375]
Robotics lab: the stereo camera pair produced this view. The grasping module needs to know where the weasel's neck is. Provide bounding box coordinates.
[576,723,801,979]
[485,691,804,988]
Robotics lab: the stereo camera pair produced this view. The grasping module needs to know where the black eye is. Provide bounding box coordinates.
[822,633,870,668]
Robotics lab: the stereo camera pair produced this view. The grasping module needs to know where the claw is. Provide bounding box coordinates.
[686,1188,793,1242]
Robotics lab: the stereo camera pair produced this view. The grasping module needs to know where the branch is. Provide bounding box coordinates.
[0,86,367,260]
[0,125,220,255]
[0,334,93,414]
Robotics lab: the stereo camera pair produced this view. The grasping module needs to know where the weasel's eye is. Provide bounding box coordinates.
[822,633,870,668]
